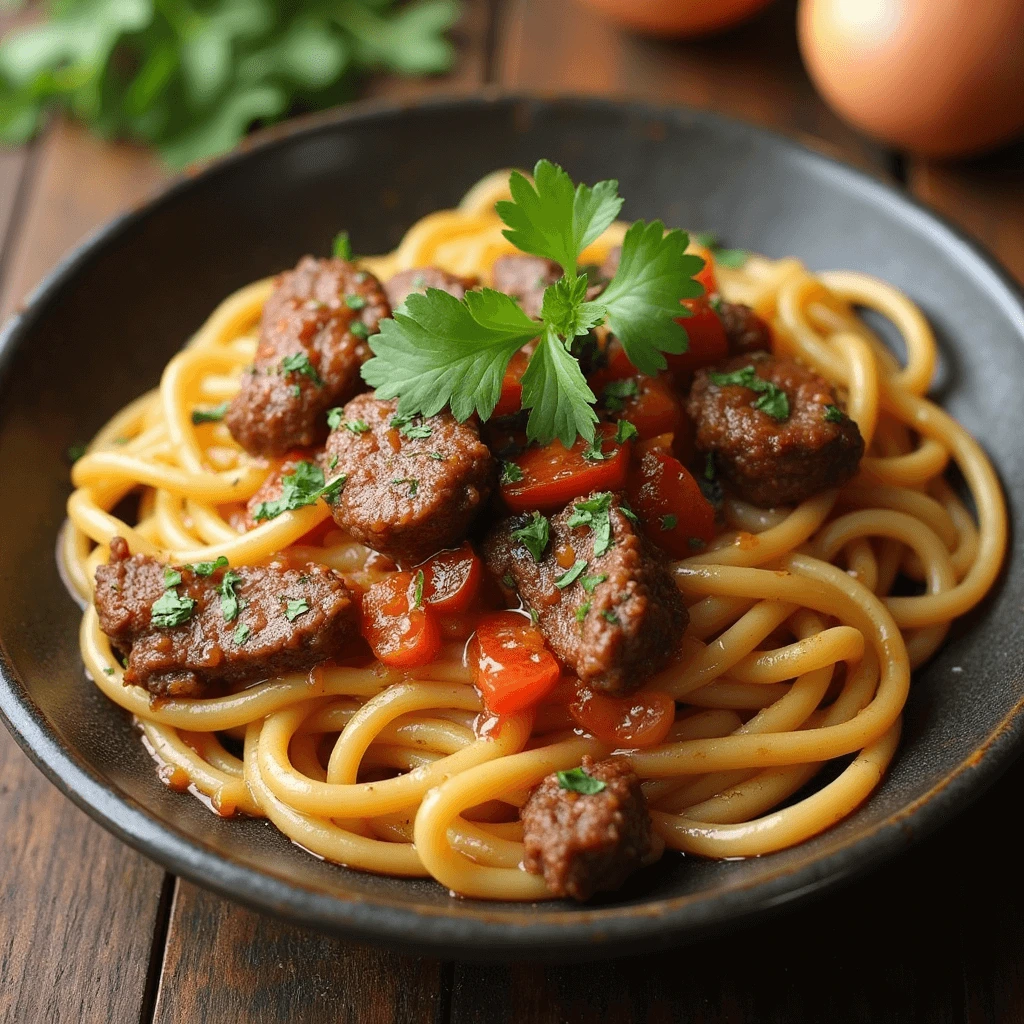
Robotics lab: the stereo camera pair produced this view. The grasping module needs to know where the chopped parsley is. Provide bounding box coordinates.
[163,567,182,588]
[344,419,370,434]
[391,477,419,496]
[601,377,639,412]
[219,570,242,622]
[284,598,309,622]
[327,407,343,430]
[151,589,195,628]
[428,452,446,461]
[345,293,366,310]
[689,537,707,550]
[511,511,550,562]
[555,559,587,589]
[320,474,347,505]
[350,321,370,340]
[575,601,591,623]
[233,623,251,645]
[824,404,846,423]
[501,460,525,485]
[601,609,619,624]
[581,435,610,461]
[102,667,115,675]
[361,160,705,447]
[333,231,353,260]
[709,294,723,313]
[615,419,639,444]
[191,401,230,425]
[279,352,323,387]
[67,442,87,463]
[708,365,790,422]
[557,766,606,794]
[328,454,339,471]
[501,573,516,588]
[189,556,228,576]
[391,412,432,439]
[567,492,615,557]
[660,514,678,531]
[412,570,425,609]
[252,461,343,521]
[694,231,750,269]
[705,453,716,481]
[579,573,606,593]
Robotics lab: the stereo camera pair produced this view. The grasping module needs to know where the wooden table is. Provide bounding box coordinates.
[2,2,1023,1020]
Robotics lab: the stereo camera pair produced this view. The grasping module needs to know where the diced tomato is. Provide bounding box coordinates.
[587,339,638,392]
[417,542,483,614]
[469,611,562,715]
[492,349,530,418]
[627,447,716,557]
[501,422,632,513]
[598,374,682,441]
[692,246,717,295]
[567,683,676,748]
[361,572,441,669]
[666,300,729,376]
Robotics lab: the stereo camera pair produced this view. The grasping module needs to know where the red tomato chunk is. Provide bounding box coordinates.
[469,611,561,715]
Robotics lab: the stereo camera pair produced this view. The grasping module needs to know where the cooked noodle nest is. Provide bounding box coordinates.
[60,171,1006,900]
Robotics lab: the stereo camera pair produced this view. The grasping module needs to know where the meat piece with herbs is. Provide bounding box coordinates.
[687,353,864,508]
[94,537,357,698]
[719,300,772,356]
[225,256,390,457]
[384,266,477,307]
[521,756,658,901]
[491,254,562,319]
[323,394,495,565]
[483,491,687,695]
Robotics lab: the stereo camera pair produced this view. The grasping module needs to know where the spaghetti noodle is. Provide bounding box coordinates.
[60,170,1006,901]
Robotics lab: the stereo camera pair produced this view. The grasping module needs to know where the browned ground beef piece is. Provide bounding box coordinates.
[323,394,494,565]
[225,257,390,457]
[384,266,477,307]
[94,537,357,698]
[483,492,687,695]
[719,300,772,356]
[492,254,562,318]
[687,353,865,508]
[521,756,657,900]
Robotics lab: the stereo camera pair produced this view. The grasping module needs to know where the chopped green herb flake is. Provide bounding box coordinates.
[511,511,550,562]
[252,461,333,522]
[151,589,195,628]
[575,601,591,623]
[824,404,846,423]
[708,365,789,421]
[191,401,230,425]
[688,536,706,549]
[501,573,516,589]
[601,377,639,412]
[344,419,370,434]
[580,573,607,593]
[290,384,301,398]
[333,232,353,260]
[581,435,610,461]
[320,474,347,504]
[391,412,432,439]
[233,623,251,645]
[67,442,87,463]
[191,556,229,576]
[619,500,639,524]
[102,667,115,675]
[428,452,446,461]
[660,514,678,531]
[350,321,370,339]
[279,352,323,387]
[555,559,587,589]
[714,248,749,269]
[705,453,716,481]
[557,766,607,794]
[391,477,419,496]
[501,460,525,484]
[163,568,182,588]
[219,570,243,622]
[413,570,425,609]
[601,609,619,624]
[284,598,309,622]
[708,294,723,314]
[327,407,343,430]
[615,419,639,443]
[345,293,366,310]
[568,492,615,557]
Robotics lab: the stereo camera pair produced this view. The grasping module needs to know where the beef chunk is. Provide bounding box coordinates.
[719,300,772,356]
[94,537,357,698]
[687,353,864,508]
[323,394,494,565]
[521,756,656,901]
[492,254,562,319]
[483,491,687,695]
[225,257,390,457]
[385,266,476,307]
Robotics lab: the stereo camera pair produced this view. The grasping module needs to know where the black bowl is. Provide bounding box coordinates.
[2,94,1023,961]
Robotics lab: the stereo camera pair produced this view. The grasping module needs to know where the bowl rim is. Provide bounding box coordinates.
[2,90,1024,960]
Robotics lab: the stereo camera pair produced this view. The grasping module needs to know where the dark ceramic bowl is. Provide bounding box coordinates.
[1,95,1023,961]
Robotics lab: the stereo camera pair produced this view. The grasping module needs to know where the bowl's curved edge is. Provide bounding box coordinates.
[2,91,1024,960]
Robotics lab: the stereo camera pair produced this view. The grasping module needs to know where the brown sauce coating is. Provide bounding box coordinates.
[94,537,357,698]
[323,394,495,565]
[687,353,865,508]
[384,266,476,307]
[521,756,657,901]
[482,492,687,695]
[225,257,390,456]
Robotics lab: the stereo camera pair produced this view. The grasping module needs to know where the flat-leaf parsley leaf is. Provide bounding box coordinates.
[557,766,607,795]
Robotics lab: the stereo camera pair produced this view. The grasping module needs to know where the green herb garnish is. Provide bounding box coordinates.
[391,477,419,496]
[567,492,615,557]
[501,461,524,484]
[412,570,425,609]
[580,573,607,593]
[67,442,87,463]
[575,601,591,623]
[151,589,195,629]
[555,559,587,589]
[557,766,606,794]
[189,556,229,576]
[163,568,182,588]
[660,514,678,531]
[191,402,230,425]
[252,461,339,522]
[511,511,550,562]
[280,352,323,387]
[284,598,309,622]
[345,293,366,310]
[233,623,251,645]
[601,378,638,412]
[361,161,705,447]
[824,404,846,423]
[708,365,790,422]
[333,232,353,260]
[694,232,750,270]
[615,419,639,444]
[327,407,343,430]
[219,570,242,622]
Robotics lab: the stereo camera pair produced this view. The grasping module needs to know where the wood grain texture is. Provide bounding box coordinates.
[496,0,889,174]
[152,882,447,1024]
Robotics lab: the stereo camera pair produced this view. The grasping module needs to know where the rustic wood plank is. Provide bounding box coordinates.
[496,0,890,174]
[152,882,447,1024]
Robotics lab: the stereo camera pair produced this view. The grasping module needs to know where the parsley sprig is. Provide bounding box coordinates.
[362,161,705,447]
